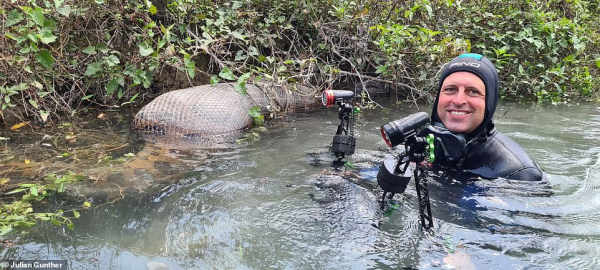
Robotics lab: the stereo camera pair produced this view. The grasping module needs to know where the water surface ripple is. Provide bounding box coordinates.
[2,101,600,269]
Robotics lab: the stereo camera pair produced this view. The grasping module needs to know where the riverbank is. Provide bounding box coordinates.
[2,0,598,131]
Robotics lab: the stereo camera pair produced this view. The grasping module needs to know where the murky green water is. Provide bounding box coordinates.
[2,99,600,269]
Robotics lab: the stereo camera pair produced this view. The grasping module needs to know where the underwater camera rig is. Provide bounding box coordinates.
[322,90,360,166]
[377,112,469,230]
[377,112,436,230]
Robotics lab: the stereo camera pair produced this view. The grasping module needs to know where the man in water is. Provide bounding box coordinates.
[426,53,543,181]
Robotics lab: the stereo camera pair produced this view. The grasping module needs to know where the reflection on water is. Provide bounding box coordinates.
[2,100,600,269]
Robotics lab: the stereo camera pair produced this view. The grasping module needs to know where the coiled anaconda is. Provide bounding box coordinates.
[133,83,318,148]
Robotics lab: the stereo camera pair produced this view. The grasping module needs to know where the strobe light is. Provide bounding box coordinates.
[380,112,430,147]
[322,90,355,107]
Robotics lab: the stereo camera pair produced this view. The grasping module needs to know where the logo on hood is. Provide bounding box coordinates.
[449,62,481,68]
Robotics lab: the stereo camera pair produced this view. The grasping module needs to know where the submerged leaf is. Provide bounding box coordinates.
[50,218,61,226]
[0,226,13,236]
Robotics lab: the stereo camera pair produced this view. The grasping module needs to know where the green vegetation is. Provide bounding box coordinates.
[0,115,135,236]
[1,0,599,123]
[1,171,86,236]
[1,0,599,237]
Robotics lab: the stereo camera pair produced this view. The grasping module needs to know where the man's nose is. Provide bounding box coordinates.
[452,88,467,105]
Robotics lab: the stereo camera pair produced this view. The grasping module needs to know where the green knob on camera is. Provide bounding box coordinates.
[426,134,435,163]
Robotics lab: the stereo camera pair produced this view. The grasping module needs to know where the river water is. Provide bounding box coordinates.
[1,99,600,269]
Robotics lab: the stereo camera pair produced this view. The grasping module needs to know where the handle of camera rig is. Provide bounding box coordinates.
[399,136,434,230]
[412,155,434,230]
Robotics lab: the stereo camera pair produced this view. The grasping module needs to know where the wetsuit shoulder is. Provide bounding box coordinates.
[460,131,544,181]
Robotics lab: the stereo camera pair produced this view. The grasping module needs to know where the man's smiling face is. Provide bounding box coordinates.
[436,71,486,134]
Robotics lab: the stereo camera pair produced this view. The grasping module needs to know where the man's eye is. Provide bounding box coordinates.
[442,88,457,94]
[467,89,484,97]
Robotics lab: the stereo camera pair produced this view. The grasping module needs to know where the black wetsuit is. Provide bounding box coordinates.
[427,122,544,182]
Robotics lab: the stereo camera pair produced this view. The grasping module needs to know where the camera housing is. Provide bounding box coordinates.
[380,112,430,148]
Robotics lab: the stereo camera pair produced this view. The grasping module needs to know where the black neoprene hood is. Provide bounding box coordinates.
[431,53,500,137]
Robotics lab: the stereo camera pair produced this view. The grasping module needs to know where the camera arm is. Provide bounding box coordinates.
[322,90,358,166]
[380,135,434,230]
